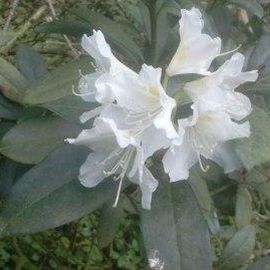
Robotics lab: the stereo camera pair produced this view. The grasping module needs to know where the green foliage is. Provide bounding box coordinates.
[1,0,270,269]
[141,169,211,270]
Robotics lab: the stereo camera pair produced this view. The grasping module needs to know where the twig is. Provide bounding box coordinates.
[3,0,20,31]
[0,5,47,54]
[46,0,80,58]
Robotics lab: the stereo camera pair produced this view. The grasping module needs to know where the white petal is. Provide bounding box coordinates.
[78,73,99,102]
[210,143,242,173]
[140,167,158,210]
[130,166,158,210]
[163,135,197,181]
[140,126,171,159]
[79,152,107,187]
[196,111,251,143]
[166,8,221,76]
[223,91,252,121]
[213,53,258,89]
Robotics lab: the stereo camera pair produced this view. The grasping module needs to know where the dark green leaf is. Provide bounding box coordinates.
[72,8,144,65]
[0,116,81,164]
[189,167,220,234]
[246,167,270,200]
[23,57,93,105]
[0,145,121,237]
[141,178,211,270]
[0,94,23,120]
[230,0,264,18]
[235,187,253,229]
[0,57,28,103]
[35,20,91,37]
[41,95,96,124]
[235,106,270,170]
[97,200,125,248]
[16,45,48,83]
[219,225,256,269]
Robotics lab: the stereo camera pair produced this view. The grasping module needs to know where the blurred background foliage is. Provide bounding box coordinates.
[1,0,270,269]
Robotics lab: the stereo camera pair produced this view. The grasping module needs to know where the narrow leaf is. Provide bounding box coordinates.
[16,44,48,82]
[97,200,125,248]
[141,178,212,270]
[235,106,270,170]
[23,57,93,105]
[235,187,253,229]
[0,57,28,103]
[219,225,256,269]
[0,145,121,237]
[0,116,81,164]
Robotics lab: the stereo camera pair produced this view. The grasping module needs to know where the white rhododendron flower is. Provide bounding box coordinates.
[166,8,221,76]
[163,104,251,181]
[184,53,258,120]
[66,115,158,209]
[75,30,137,123]
[66,6,259,208]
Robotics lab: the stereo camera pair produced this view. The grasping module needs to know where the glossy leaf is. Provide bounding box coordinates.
[72,8,144,65]
[0,94,23,120]
[0,57,28,103]
[141,176,212,270]
[0,116,81,164]
[23,57,93,105]
[235,106,270,170]
[219,225,256,269]
[41,95,96,124]
[0,145,121,237]
[16,45,48,83]
[97,200,125,248]
[235,186,253,229]
[36,20,90,37]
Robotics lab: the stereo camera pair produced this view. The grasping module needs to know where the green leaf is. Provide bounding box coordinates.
[0,94,23,120]
[41,95,96,124]
[247,255,270,270]
[188,167,220,234]
[72,8,144,65]
[235,187,253,229]
[0,145,121,237]
[141,177,212,270]
[0,116,81,164]
[35,20,91,37]
[235,106,270,170]
[97,200,125,248]
[16,44,48,83]
[219,225,256,269]
[246,167,270,200]
[0,57,28,103]
[23,57,93,105]
[230,0,264,18]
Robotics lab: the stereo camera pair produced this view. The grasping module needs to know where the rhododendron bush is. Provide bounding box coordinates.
[0,0,270,269]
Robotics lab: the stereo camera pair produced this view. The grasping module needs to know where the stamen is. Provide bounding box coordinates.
[216,44,242,58]
[72,85,95,97]
[197,154,210,172]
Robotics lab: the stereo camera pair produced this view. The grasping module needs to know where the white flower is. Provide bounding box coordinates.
[162,104,250,181]
[184,53,258,121]
[105,64,178,141]
[166,8,221,76]
[66,116,158,209]
[74,30,137,123]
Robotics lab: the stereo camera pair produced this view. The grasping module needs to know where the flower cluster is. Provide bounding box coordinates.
[66,8,258,209]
